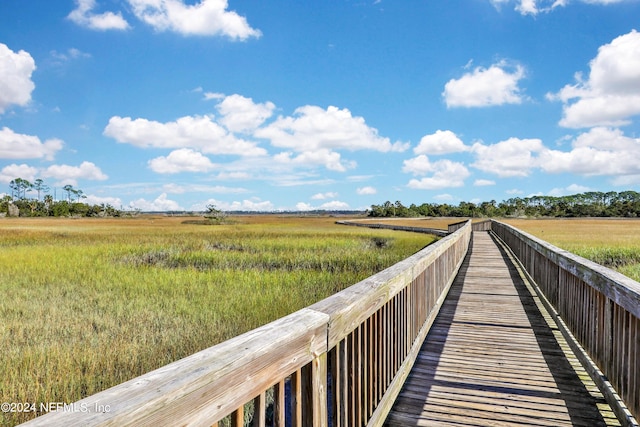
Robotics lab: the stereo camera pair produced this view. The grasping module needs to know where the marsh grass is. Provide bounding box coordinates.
[503,218,640,282]
[0,215,435,425]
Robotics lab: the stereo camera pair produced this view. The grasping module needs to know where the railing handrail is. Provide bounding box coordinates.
[336,219,449,237]
[491,219,640,424]
[492,220,640,317]
[22,221,472,426]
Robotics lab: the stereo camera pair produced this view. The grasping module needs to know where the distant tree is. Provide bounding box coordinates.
[204,204,227,223]
[367,191,640,219]
[33,179,50,201]
[9,178,33,200]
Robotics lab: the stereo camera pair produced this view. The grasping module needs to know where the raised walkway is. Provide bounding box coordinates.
[385,231,621,427]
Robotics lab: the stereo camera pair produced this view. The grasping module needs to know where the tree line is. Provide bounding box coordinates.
[1,178,121,217]
[368,191,640,218]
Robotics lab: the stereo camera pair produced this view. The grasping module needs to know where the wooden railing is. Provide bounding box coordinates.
[23,221,471,427]
[336,219,449,237]
[491,220,640,424]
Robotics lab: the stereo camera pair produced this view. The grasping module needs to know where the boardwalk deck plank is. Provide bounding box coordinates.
[385,231,621,427]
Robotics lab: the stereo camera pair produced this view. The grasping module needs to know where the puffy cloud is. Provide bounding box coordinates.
[129,193,183,211]
[0,44,36,114]
[402,155,435,176]
[216,94,275,133]
[414,130,467,155]
[148,148,216,174]
[296,202,313,211]
[67,0,130,31]
[471,137,545,177]
[103,115,267,156]
[84,195,123,207]
[0,127,63,160]
[0,164,38,184]
[320,200,350,210]
[42,161,108,186]
[200,197,274,211]
[256,105,409,153]
[357,186,377,195]
[540,127,640,177]
[273,149,355,172]
[404,156,470,189]
[256,105,407,172]
[443,61,526,108]
[128,0,261,39]
[549,30,640,128]
[489,0,622,15]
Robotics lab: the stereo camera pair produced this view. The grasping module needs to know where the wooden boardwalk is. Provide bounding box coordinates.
[385,231,621,427]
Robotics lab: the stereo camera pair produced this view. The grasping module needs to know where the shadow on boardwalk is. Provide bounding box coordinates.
[384,231,619,427]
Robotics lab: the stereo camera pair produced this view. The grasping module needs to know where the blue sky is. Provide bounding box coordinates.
[1,0,640,212]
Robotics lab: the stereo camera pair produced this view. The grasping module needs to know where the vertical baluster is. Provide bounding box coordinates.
[291,369,302,427]
[274,380,285,427]
[230,408,244,427]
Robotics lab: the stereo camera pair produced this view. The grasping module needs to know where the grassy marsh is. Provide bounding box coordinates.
[502,218,640,281]
[0,215,436,425]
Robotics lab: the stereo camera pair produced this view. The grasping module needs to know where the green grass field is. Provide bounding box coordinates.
[2,215,638,425]
[503,218,640,282]
[0,215,436,425]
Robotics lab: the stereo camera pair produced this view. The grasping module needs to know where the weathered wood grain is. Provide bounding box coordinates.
[21,308,329,427]
[385,231,623,427]
[492,220,640,423]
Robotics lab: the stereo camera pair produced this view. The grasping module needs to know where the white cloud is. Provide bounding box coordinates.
[129,193,183,211]
[357,186,377,195]
[548,184,592,197]
[443,61,526,108]
[0,164,38,184]
[0,44,36,114]
[311,192,338,200]
[200,197,274,211]
[67,0,130,31]
[489,0,612,15]
[320,200,350,210]
[0,127,63,161]
[148,148,216,174]
[549,30,640,128]
[255,105,407,171]
[104,115,267,156]
[84,194,124,207]
[403,155,435,176]
[414,130,467,155]
[404,156,470,189]
[540,127,640,177]
[296,202,313,211]
[42,161,108,186]
[295,200,350,210]
[128,0,261,39]
[204,92,225,100]
[471,137,545,177]
[273,149,355,172]
[216,94,275,133]
[256,105,409,153]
